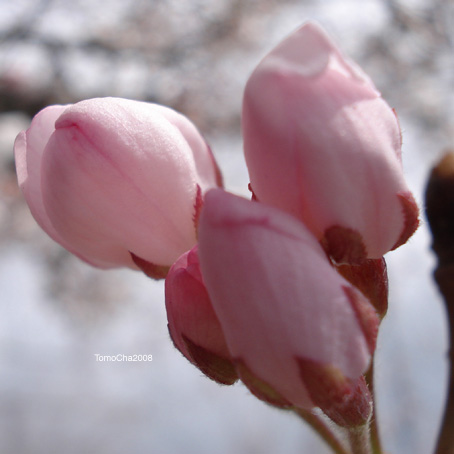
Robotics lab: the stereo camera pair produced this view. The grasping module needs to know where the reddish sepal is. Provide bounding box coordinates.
[391,191,419,251]
[297,357,372,427]
[193,184,203,235]
[337,258,388,319]
[130,252,170,279]
[321,226,367,265]
[181,334,238,386]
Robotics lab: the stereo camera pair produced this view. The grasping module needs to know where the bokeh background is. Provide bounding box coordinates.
[0,0,452,453]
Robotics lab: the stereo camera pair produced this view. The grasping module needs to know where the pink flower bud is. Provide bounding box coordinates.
[198,189,378,411]
[242,22,418,264]
[165,246,238,385]
[14,98,222,274]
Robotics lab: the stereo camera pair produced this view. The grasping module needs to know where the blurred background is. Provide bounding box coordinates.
[0,0,452,453]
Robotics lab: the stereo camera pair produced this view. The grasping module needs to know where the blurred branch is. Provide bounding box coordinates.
[426,151,454,454]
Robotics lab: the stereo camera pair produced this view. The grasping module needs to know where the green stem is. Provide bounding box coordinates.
[294,408,350,454]
[365,365,384,454]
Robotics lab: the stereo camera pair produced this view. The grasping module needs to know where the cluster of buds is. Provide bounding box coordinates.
[14,22,418,435]
[166,22,418,429]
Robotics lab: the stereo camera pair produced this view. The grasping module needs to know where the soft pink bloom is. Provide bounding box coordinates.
[165,246,237,385]
[242,22,418,264]
[14,97,222,272]
[198,189,378,415]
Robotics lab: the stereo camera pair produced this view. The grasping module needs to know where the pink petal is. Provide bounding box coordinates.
[198,189,377,409]
[37,98,219,268]
[14,105,68,242]
[243,22,418,260]
[165,246,237,385]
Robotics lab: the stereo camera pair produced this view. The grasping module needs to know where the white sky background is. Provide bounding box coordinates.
[0,0,452,453]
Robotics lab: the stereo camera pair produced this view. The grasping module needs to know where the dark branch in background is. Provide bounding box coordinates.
[426,152,454,454]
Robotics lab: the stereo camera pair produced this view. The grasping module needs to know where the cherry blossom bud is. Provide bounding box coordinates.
[14,98,222,276]
[198,189,378,416]
[165,246,238,385]
[242,22,418,264]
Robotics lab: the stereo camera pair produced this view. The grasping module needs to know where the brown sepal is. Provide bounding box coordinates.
[182,334,238,386]
[130,253,170,280]
[321,226,367,265]
[193,184,203,236]
[297,357,372,427]
[391,191,419,251]
[337,258,388,319]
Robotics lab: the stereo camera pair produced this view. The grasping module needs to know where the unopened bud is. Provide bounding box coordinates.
[165,246,238,385]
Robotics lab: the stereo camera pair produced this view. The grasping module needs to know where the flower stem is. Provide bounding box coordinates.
[295,408,350,454]
[347,425,372,454]
[365,365,384,454]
